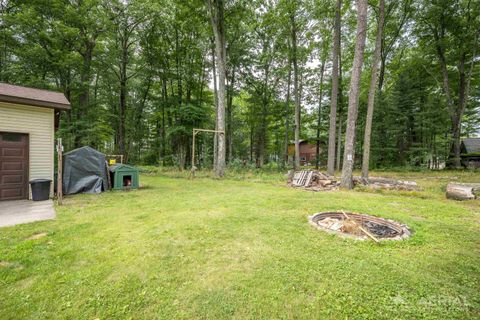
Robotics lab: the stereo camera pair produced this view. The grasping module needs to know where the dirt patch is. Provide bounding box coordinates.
[26,232,48,240]
[0,261,13,268]
[0,261,23,269]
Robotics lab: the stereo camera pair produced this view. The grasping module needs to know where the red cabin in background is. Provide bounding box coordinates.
[287,140,323,166]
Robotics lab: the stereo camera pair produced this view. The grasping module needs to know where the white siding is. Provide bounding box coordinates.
[0,102,54,198]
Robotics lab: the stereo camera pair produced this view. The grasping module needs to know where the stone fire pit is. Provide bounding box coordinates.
[308,211,411,241]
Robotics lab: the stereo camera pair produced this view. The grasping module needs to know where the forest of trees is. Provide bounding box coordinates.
[1,0,479,177]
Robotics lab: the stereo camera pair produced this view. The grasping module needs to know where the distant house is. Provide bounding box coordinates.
[287,140,323,166]
[0,83,70,200]
[460,138,480,168]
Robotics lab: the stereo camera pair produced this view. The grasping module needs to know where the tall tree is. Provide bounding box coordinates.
[284,57,292,166]
[335,34,344,172]
[361,0,385,179]
[340,0,368,189]
[290,4,301,171]
[211,37,219,171]
[206,0,227,176]
[327,0,342,175]
[105,1,145,158]
[71,0,105,148]
[419,1,480,168]
[315,59,326,169]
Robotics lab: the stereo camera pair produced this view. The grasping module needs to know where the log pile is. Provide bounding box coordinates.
[288,170,339,191]
[288,170,419,191]
[446,183,480,201]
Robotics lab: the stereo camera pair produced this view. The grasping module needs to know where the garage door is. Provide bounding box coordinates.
[0,132,29,200]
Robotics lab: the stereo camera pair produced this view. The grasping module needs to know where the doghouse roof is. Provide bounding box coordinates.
[0,82,70,110]
[109,164,138,173]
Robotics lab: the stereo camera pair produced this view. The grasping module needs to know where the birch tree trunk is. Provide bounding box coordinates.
[291,10,301,171]
[336,47,344,172]
[207,0,226,177]
[327,0,342,175]
[336,111,342,171]
[315,60,325,169]
[284,59,292,166]
[211,38,218,171]
[340,0,368,189]
[361,0,385,179]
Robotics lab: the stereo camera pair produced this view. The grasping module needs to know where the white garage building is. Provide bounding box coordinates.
[0,83,70,200]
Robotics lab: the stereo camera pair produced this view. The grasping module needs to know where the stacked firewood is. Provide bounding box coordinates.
[288,170,339,191]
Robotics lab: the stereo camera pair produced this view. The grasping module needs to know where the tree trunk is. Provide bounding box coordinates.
[75,44,94,148]
[175,28,182,109]
[226,67,235,162]
[327,0,342,175]
[211,38,219,171]
[378,54,386,92]
[284,59,292,166]
[434,26,479,169]
[257,80,269,167]
[336,110,342,171]
[336,47,344,172]
[315,60,326,169]
[118,27,129,158]
[207,0,226,177]
[291,9,301,171]
[340,0,368,189]
[161,78,167,166]
[361,0,385,179]
[446,183,480,201]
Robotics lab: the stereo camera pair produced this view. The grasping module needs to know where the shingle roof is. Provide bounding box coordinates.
[0,82,70,110]
[462,138,480,153]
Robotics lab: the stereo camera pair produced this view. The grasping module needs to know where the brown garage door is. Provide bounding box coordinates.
[0,132,29,200]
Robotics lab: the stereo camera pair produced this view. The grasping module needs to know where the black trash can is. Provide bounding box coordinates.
[29,179,51,201]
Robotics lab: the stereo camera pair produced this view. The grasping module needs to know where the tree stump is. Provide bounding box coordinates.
[446,183,480,200]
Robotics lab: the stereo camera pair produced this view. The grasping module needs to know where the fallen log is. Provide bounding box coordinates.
[353,176,419,191]
[446,183,480,201]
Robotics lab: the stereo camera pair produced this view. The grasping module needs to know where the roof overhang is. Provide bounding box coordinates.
[0,94,70,111]
[0,83,71,111]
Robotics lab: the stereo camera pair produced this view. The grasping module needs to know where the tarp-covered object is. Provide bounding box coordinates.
[63,146,110,195]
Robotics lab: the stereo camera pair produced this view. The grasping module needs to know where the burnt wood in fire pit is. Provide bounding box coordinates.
[308,211,411,241]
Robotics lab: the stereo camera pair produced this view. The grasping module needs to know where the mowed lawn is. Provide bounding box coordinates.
[1,172,479,319]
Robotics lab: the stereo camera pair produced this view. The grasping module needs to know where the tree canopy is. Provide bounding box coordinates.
[1,0,479,171]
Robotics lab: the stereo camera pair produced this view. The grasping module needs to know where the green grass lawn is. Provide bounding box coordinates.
[1,170,479,319]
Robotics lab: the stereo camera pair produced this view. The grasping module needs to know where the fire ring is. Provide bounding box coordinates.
[308,211,411,241]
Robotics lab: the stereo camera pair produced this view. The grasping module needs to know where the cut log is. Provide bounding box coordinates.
[318,180,333,187]
[446,183,480,201]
